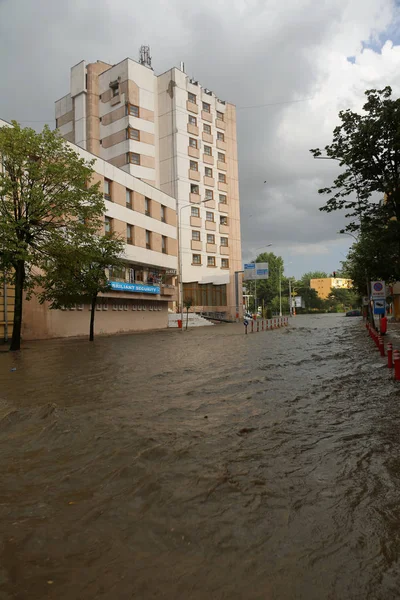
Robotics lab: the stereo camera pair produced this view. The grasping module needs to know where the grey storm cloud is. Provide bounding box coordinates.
[1,0,399,277]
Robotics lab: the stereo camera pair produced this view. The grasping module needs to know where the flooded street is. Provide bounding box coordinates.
[2,314,400,599]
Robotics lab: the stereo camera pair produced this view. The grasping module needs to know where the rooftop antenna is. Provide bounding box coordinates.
[139,45,152,69]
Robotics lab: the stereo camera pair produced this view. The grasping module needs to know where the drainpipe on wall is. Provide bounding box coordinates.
[3,275,8,343]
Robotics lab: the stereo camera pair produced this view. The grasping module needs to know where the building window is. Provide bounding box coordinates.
[220,236,228,246]
[128,127,140,141]
[218,152,225,162]
[161,205,166,223]
[217,131,225,142]
[205,167,213,178]
[126,189,132,208]
[207,256,216,267]
[206,211,214,222]
[145,197,151,216]
[129,152,140,165]
[192,230,201,241]
[189,137,197,148]
[127,104,139,117]
[202,102,211,113]
[219,194,227,204]
[203,123,211,134]
[126,224,133,244]
[205,189,213,200]
[104,179,111,201]
[104,216,113,234]
[188,92,197,104]
[204,145,212,156]
[190,160,198,171]
[191,206,200,217]
[146,230,151,249]
[189,114,197,125]
[191,184,199,194]
[217,111,224,121]
[192,254,201,265]
[207,234,215,244]
[219,173,226,183]
[220,215,228,226]
[162,236,167,254]
[221,258,229,268]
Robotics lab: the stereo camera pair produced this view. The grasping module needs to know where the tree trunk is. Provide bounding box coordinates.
[186,307,189,330]
[10,261,25,352]
[89,295,97,341]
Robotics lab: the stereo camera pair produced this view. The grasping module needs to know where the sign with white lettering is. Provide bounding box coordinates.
[109,281,160,294]
[371,281,386,300]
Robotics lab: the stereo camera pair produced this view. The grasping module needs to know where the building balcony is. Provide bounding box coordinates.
[206,243,217,253]
[190,192,201,203]
[215,118,226,130]
[204,199,215,209]
[204,176,215,187]
[216,139,227,151]
[187,123,199,136]
[201,110,212,122]
[187,100,198,114]
[218,202,228,213]
[190,216,202,227]
[218,181,228,192]
[188,146,200,159]
[202,132,213,144]
[205,220,216,231]
[161,284,177,299]
[220,245,229,255]
[191,240,202,251]
[219,224,229,234]
[217,160,227,171]
[189,169,200,181]
[203,154,214,165]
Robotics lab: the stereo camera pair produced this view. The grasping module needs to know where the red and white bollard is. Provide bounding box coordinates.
[251,320,254,333]
[257,320,260,332]
[378,336,385,357]
[387,343,393,368]
[394,351,400,381]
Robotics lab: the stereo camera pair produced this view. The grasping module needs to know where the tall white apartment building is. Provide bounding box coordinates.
[55,52,242,320]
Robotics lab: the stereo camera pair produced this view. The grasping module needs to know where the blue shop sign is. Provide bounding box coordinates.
[109,281,160,294]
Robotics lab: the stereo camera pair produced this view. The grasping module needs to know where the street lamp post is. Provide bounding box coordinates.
[179,198,208,332]
[279,264,282,317]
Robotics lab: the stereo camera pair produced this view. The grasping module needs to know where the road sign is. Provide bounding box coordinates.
[243,262,269,281]
[362,296,369,306]
[243,319,249,327]
[373,299,385,315]
[371,281,386,300]
[243,263,256,281]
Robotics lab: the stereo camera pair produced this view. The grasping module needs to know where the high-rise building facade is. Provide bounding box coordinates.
[55,54,242,320]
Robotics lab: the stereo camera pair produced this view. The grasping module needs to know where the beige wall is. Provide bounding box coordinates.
[22,295,168,340]
[86,62,110,155]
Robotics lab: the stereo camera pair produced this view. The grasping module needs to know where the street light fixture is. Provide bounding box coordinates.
[178,198,209,332]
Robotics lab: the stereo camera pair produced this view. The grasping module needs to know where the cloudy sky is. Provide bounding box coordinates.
[1,0,400,278]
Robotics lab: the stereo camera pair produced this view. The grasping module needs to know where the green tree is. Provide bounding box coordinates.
[243,252,284,313]
[310,87,400,233]
[327,287,360,311]
[0,122,104,350]
[37,232,124,341]
[183,297,193,330]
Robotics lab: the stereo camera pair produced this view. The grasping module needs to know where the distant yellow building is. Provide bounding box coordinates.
[310,277,352,299]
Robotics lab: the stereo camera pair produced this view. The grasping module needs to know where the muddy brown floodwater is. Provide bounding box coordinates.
[1,315,400,599]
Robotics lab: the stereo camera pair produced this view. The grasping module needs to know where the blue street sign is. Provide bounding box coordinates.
[243,319,249,326]
[373,300,385,315]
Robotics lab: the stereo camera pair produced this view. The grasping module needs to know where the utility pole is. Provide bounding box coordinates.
[288,278,292,317]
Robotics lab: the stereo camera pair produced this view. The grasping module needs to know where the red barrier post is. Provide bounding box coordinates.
[261,320,264,331]
[378,336,385,357]
[245,324,248,335]
[257,320,260,332]
[394,351,400,381]
[388,343,393,368]
[251,320,254,333]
